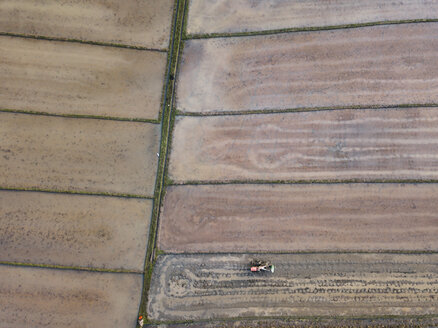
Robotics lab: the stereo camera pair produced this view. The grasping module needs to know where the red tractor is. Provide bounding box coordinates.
[250,259,275,273]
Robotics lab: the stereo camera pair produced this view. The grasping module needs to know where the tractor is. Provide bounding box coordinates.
[250,259,274,273]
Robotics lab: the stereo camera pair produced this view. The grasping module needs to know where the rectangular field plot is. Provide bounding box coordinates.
[0,0,174,49]
[159,184,438,253]
[187,0,438,35]
[170,108,438,182]
[176,23,438,113]
[0,112,159,196]
[0,191,152,271]
[148,254,438,321]
[0,36,166,119]
[0,265,142,327]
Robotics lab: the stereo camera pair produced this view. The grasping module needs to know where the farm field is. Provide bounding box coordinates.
[0,265,142,327]
[186,0,438,35]
[0,191,152,271]
[153,0,438,326]
[0,112,160,196]
[159,184,438,253]
[0,0,174,49]
[2,0,438,326]
[176,23,438,113]
[0,0,173,326]
[148,254,438,321]
[0,36,167,120]
[169,107,438,182]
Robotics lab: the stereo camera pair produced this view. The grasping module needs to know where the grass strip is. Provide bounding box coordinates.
[0,187,152,199]
[184,19,438,40]
[146,314,438,327]
[137,0,188,322]
[0,32,167,52]
[161,250,438,255]
[176,103,438,117]
[169,179,438,186]
[0,108,160,124]
[0,261,142,274]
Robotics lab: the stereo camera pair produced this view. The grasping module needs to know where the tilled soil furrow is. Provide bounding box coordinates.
[148,254,438,320]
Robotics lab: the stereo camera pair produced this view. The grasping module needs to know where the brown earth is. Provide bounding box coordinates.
[0,112,160,196]
[0,0,174,49]
[148,254,438,321]
[0,36,167,120]
[0,265,142,327]
[176,23,438,113]
[159,184,438,253]
[169,107,438,182]
[187,0,438,35]
[0,191,152,271]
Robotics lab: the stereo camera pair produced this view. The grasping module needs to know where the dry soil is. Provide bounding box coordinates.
[0,36,167,120]
[177,23,438,113]
[0,112,160,196]
[159,184,438,253]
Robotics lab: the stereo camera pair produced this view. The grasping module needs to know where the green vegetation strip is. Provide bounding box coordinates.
[0,32,167,52]
[0,108,160,124]
[147,314,438,327]
[0,187,152,199]
[184,19,438,40]
[170,179,438,186]
[0,261,141,274]
[160,250,438,255]
[176,104,438,117]
[138,0,188,322]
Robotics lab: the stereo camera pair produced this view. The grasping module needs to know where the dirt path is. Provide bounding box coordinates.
[148,254,438,321]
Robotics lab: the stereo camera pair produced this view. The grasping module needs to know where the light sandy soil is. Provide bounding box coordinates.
[169,107,438,182]
[0,36,167,120]
[0,0,174,49]
[0,112,160,196]
[159,184,438,253]
[0,191,152,271]
[187,0,438,35]
[0,265,142,327]
[176,23,438,113]
[148,254,438,321]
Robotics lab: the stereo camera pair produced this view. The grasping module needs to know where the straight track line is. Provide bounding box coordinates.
[0,32,167,52]
[184,19,438,40]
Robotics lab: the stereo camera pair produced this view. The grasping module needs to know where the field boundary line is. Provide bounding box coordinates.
[0,187,153,199]
[0,32,167,52]
[0,261,143,274]
[159,250,438,256]
[169,179,438,186]
[184,19,438,40]
[176,104,438,117]
[0,108,160,124]
[147,314,438,326]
